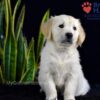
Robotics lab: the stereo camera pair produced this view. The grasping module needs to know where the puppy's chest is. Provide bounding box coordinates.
[50,53,72,75]
[49,53,73,86]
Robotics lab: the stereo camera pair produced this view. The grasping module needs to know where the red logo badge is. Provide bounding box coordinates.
[82,2,92,14]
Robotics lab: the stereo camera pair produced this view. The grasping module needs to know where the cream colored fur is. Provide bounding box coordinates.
[38,15,90,100]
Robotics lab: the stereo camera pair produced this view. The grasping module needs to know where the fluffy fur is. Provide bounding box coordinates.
[38,15,90,100]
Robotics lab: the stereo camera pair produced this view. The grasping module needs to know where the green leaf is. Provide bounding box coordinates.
[36,32,45,63]
[7,0,14,37]
[20,36,28,76]
[4,0,9,39]
[27,38,35,70]
[20,38,36,82]
[0,1,4,60]
[13,0,21,22]
[7,0,12,16]
[36,10,50,63]
[0,47,3,60]
[42,9,50,22]
[3,0,17,82]
[15,5,25,41]
[20,69,35,83]
[12,0,21,36]
[0,66,4,83]
[0,1,4,39]
[3,33,17,82]
[23,37,28,59]
[16,31,25,81]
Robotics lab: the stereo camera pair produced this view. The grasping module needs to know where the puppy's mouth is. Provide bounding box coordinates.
[61,39,73,44]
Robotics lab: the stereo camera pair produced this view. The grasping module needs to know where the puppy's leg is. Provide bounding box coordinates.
[45,80,57,100]
[38,73,57,100]
[75,70,90,96]
[64,74,78,100]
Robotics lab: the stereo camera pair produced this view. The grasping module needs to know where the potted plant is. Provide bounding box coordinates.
[0,0,50,99]
[0,0,49,84]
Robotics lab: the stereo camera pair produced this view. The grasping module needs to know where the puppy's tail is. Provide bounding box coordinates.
[75,79,90,96]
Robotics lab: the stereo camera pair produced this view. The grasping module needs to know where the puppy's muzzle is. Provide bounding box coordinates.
[65,33,73,43]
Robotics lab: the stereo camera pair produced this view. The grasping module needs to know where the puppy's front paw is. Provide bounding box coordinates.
[45,91,57,100]
[46,97,57,100]
[66,99,75,100]
[64,96,75,100]
[46,93,57,100]
[65,99,75,100]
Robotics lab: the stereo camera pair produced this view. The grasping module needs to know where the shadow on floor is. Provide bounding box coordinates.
[0,84,100,100]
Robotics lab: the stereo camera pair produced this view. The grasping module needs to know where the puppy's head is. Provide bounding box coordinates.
[41,15,85,47]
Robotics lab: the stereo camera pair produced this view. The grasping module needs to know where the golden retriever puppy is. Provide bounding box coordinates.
[38,15,90,100]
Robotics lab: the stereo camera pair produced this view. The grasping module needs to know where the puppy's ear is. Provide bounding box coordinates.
[77,21,86,47]
[41,18,53,40]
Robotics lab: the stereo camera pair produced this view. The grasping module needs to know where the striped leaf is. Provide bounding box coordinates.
[3,0,17,82]
[0,47,3,60]
[0,66,4,83]
[20,69,34,83]
[0,1,4,34]
[12,0,21,36]
[21,36,28,76]
[15,5,25,41]
[16,31,25,81]
[27,38,35,70]
[7,0,14,37]
[23,37,28,60]
[20,38,36,82]
[0,1,4,49]
[4,0,9,40]
[36,10,50,63]
[3,33,17,82]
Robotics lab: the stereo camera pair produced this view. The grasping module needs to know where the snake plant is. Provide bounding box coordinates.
[0,0,50,83]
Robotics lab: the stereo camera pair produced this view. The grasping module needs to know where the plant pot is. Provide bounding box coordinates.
[0,83,44,100]
[0,84,100,100]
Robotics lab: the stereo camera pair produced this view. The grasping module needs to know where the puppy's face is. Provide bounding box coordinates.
[41,15,85,47]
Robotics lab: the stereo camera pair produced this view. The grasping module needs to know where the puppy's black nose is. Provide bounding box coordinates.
[65,33,73,39]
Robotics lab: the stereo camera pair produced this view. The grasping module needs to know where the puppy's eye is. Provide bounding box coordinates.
[59,24,64,28]
[73,26,77,30]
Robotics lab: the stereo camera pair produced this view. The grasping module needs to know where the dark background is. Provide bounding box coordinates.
[12,0,100,84]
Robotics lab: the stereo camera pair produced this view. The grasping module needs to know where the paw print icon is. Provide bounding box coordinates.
[82,2,92,14]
